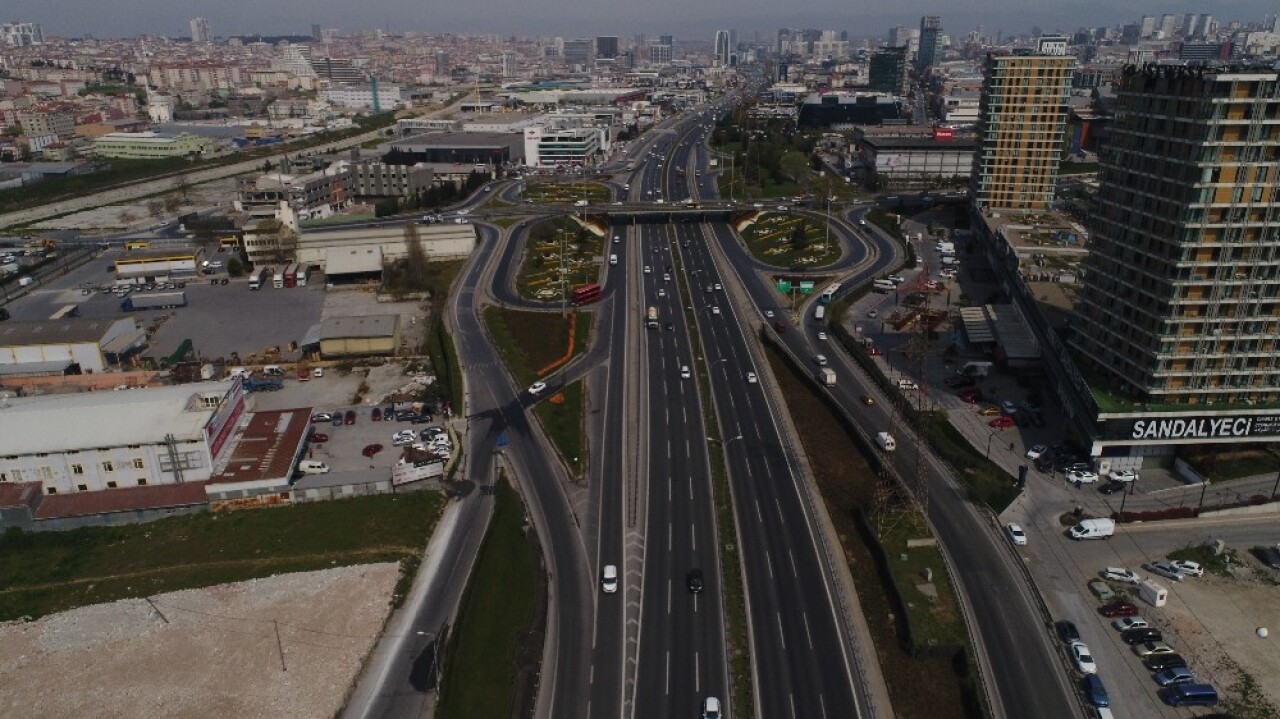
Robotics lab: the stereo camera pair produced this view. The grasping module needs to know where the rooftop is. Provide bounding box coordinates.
[208,408,311,486]
[33,481,209,519]
[320,315,399,339]
[0,381,229,455]
[0,316,134,347]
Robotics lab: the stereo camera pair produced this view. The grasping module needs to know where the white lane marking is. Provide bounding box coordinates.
[778,613,787,651]
[803,611,814,649]
[691,522,697,552]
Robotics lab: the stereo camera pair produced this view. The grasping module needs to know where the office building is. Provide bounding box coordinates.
[190,17,211,44]
[434,51,451,77]
[659,34,673,46]
[917,16,944,70]
[970,39,1074,211]
[868,47,910,95]
[1140,15,1156,38]
[563,39,592,68]
[715,30,731,66]
[320,83,401,110]
[596,36,619,59]
[650,44,673,65]
[524,126,602,167]
[501,52,519,78]
[312,23,322,42]
[0,22,44,46]
[1073,65,1280,409]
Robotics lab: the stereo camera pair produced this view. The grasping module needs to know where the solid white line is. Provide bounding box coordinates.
[695,651,701,692]
[667,580,672,614]
[691,522,697,552]
[668,521,673,551]
[790,693,797,719]
[667,480,671,504]
[789,547,798,577]
[688,481,693,500]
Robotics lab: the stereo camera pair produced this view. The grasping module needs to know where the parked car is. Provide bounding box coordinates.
[1154,667,1196,687]
[1070,641,1098,674]
[1112,616,1149,631]
[361,443,384,458]
[1088,580,1115,601]
[1099,601,1139,617]
[372,407,382,421]
[978,406,1001,416]
[1144,653,1188,671]
[311,412,333,423]
[1102,567,1142,585]
[1005,523,1028,546]
[1068,469,1101,484]
[1098,481,1127,495]
[1000,400,1018,415]
[309,432,329,443]
[1055,620,1081,643]
[1133,641,1176,657]
[332,411,344,426]
[1122,627,1164,645]
[1251,544,1280,569]
[958,387,984,402]
[988,416,1015,428]
[1025,444,1048,460]
[395,410,418,422]
[1171,560,1204,577]
[1147,561,1186,582]
[1109,469,1138,483]
[1084,674,1109,708]
[344,410,356,425]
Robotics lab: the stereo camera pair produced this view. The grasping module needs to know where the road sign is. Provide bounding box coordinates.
[798,281,815,294]
[776,280,792,293]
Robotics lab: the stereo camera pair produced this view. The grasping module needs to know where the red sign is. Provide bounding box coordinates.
[933,128,955,141]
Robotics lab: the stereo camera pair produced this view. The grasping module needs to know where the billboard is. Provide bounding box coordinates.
[392,458,444,486]
[1100,412,1280,444]
[204,378,246,461]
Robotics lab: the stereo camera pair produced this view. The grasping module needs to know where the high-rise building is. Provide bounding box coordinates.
[563,39,592,68]
[312,24,322,42]
[596,36,619,59]
[1073,65,1280,406]
[970,39,1075,211]
[715,30,731,66]
[1183,14,1200,38]
[190,17,211,44]
[501,52,519,78]
[650,44,672,65]
[659,35,673,47]
[1140,15,1156,38]
[917,16,944,69]
[868,47,910,95]
[0,22,43,46]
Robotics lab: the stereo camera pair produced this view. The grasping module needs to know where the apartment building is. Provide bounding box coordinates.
[970,40,1075,211]
[1073,65,1280,411]
[234,164,353,223]
[16,112,75,140]
[352,161,433,198]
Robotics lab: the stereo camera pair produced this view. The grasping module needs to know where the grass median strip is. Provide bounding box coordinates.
[533,379,586,478]
[437,477,542,719]
[483,307,591,387]
[0,491,444,622]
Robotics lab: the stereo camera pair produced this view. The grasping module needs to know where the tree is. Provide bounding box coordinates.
[162,193,182,213]
[403,223,431,279]
[226,257,245,277]
[791,224,809,251]
[146,199,165,219]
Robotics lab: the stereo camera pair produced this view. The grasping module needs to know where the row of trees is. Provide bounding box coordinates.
[373,170,490,218]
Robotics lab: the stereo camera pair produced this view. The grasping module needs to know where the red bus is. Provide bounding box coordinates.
[571,283,603,306]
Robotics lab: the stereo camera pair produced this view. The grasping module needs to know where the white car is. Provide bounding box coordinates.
[746,372,758,384]
[1070,641,1098,674]
[1025,444,1048,460]
[392,430,417,446]
[313,367,324,378]
[1113,616,1149,631]
[663,273,671,281]
[1171,559,1204,577]
[680,365,691,379]
[644,265,651,274]
[817,331,827,341]
[711,306,721,315]
[1110,469,1139,483]
[714,283,722,291]
[528,381,548,395]
[1146,561,1185,582]
[601,564,618,593]
[764,310,774,318]
[1005,523,1027,546]
[867,309,879,318]
[1067,469,1100,484]
[1102,567,1142,585]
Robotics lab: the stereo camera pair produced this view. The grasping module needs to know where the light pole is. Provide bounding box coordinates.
[986,429,1001,459]
[558,229,567,318]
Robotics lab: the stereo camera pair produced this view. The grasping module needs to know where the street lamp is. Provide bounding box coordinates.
[985,429,1001,459]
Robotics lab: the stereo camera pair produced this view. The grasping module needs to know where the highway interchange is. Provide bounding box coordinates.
[343,95,1083,718]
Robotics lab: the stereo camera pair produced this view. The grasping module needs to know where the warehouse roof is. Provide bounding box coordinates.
[33,481,209,519]
[208,408,312,487]
[320,315,399,340]
[0,381,229,456]
[324,246,384,274]
[0,317,130,346]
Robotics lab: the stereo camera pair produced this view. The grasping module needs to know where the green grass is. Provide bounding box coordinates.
[0,492,443,621]
[482,307,589,386]
[423,259,468,412]
[1184,447,1280,482]
[924,413,1020,511]
[521,181,611,204]
[437,478,539,719]
[1167,543,1244,577]
[517,216,605,301]
[533,379,585,477]
[739,212,841,268]
[877,511,968,652]
[1059,161,1099,175]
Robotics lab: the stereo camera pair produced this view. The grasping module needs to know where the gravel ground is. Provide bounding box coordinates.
[0,563,399,719]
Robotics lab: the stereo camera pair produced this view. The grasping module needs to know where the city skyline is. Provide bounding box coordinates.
[4,1,1277,40]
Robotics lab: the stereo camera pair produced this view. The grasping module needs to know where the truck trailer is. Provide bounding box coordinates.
[121,291,187,311]
[249,267,270,290]
[647,306,658,329]
[818,368,837,386]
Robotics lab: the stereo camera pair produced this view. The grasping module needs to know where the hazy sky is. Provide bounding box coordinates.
[7,0,1274,40]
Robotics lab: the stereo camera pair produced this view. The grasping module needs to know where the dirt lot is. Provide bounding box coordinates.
[0,563,398,719]
[1159,573,1280,714]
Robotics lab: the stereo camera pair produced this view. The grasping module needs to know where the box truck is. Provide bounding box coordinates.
[875,432,897,451]
[818,368,837,386]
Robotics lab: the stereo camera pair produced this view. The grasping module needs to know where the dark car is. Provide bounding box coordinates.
[344,410,356,425]
[372,407,382,421]
[1030,411,1046,427]
[395,410,417,422]
[361,443,384,458]
[1098,481,1127,495]
[1122,627,1163,645]
[1034,456,1053,473]
[1055,620,1081,644]
[331,411,344,426]
[1084,674,1109,708]
[411,414,432,424]
[665,322,675,331]
[1144,653,1188,671]
[1099,601,1139,618]
[957,387,983,402]
[309,432,329,443]
[1013,411,1030,427]
[945,375,975,388]
[686,568,704,594]
[773,320,786,333]
[1251,544,1280,569]
[0,308,9,321]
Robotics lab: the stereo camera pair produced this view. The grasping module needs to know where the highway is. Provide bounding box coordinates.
[708,207,1080,718]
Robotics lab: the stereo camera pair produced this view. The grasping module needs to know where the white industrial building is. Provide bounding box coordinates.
[523,125,603,167]
[295,222,477,277]
[0,381,240,495]
[320,83,403,110]
[0,317,145,375]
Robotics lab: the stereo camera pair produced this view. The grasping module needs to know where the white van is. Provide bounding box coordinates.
[610,254,618,265]
[873,279,896,292]
[298,460,329,475]
[1068,517,1115,540]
